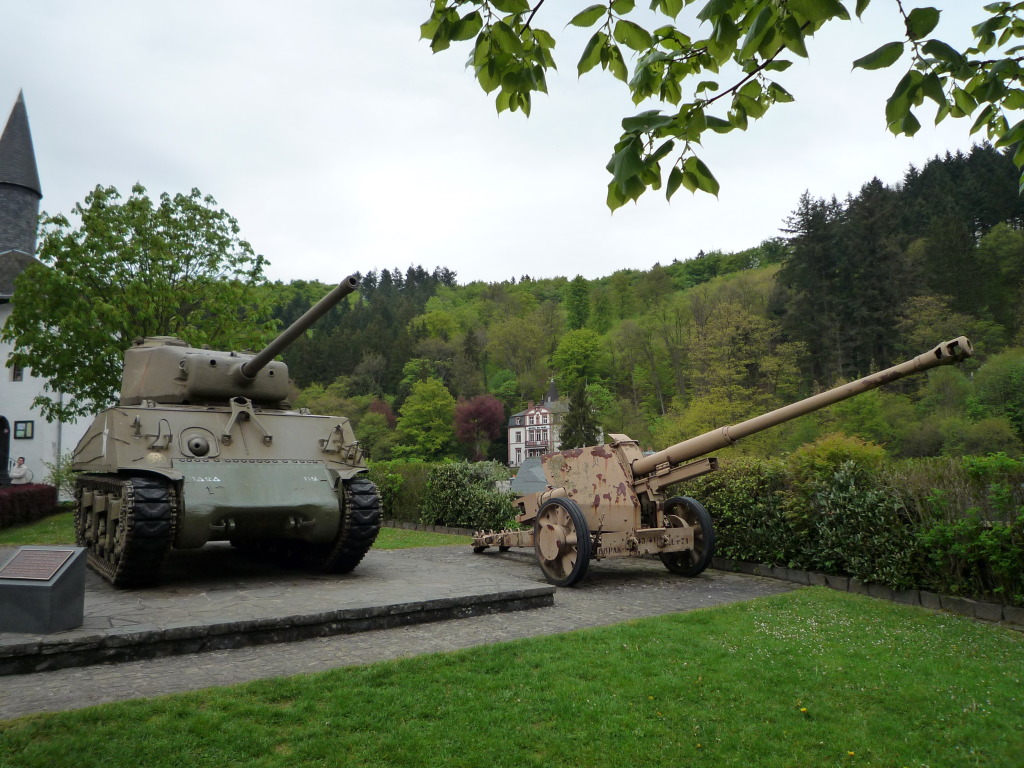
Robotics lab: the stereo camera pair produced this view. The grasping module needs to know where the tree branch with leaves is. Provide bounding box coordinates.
[422,0,1024,207]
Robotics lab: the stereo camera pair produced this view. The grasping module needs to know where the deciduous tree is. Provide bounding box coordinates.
[394,377,458,459]
[454,394,507,459]
[2,184,273,422]
[564,275,591,330]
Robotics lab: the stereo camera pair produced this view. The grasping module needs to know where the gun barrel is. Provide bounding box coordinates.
[631,336,973,477]
[239,274,360,379]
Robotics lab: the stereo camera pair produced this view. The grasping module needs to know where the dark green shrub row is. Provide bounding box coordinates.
[419,461,516,531]
[366,460,515,530]
[366,460,433,523]
[0,484,59,531]
[685,437,1024,605]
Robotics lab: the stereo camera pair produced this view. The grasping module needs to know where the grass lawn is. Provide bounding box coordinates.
[0,511,76,547]
[1,588,1021,767]
[0,512,470,549]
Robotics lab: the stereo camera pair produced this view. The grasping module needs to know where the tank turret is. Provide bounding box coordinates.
[119,275,359,406]
[72,274,381,588]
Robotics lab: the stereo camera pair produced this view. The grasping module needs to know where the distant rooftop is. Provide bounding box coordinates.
[511,457,548,495]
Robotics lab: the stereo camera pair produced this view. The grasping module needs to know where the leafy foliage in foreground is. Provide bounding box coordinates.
[423,1,1024,209]
[2,589,1021,766]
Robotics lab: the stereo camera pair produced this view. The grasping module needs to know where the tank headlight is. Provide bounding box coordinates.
[188,436,210,456]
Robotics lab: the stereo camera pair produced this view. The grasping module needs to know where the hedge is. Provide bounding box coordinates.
[366,460,433,524]
[0,484,60,531]
[685,442,1024,605]
[366,459,515,530]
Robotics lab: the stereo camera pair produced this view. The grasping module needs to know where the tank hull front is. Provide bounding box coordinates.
[174,458,340,548]
[72,403,367,550]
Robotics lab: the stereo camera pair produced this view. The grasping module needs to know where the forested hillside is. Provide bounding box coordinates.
[271,143,1024,462]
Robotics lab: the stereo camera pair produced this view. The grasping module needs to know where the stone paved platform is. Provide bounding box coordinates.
[0,543,553,676]
[0,544,800,720]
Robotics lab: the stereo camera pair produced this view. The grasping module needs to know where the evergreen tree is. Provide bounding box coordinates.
[777,193,849,382]
[564,275,591,330]
[559,380,601,450]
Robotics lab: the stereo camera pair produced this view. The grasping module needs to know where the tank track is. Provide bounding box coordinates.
[316,475,382,573]
[74,474,176,588]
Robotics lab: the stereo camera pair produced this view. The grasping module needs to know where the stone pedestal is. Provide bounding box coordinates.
[0,546,86,634]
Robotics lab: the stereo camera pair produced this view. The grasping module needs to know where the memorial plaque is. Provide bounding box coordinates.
[0,547,86,633]
[0,549,75,581]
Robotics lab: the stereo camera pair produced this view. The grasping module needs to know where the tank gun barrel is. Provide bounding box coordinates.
[630,336,973,478]
[239,275,360,380]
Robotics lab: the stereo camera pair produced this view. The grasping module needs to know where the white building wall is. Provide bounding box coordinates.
[507,403,561,468]
[0,301,88,484]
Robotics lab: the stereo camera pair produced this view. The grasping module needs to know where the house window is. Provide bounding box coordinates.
[13,421,33,439]
[515,431,522,442]
[11,365,24,382]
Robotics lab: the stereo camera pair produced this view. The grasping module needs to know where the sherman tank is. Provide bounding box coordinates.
[72,275,381,587]
[474,337,974,586]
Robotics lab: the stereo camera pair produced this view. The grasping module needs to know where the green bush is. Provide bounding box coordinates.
[939,416,1023,456]
[420,461,516,530]
[366,460,435,523]
[805,461,917,588]
[898,453,1024,604]
[786,432,886,491]
[692,450,1024,603]
[916,509,1024,604]
[685,457,795,565]
[43,452,79,501]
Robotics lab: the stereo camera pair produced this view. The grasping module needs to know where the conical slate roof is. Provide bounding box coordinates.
[0,91,42,197]
[0,250,36,298]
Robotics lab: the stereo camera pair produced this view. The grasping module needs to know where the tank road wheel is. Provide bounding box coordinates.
[74,474,176,588]
[659,496,715,577]
[534,497,592,587]
[313,475,382,574]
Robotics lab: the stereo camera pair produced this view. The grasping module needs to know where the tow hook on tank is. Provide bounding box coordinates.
[209,518,237,534]
[221,397,273,445]
[286,515,315,530]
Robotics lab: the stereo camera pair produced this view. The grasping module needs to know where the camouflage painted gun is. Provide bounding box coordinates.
[474,337,974,586]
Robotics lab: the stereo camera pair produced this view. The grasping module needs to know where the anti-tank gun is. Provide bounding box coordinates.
[73,275,382,587]
[473,337,974,586]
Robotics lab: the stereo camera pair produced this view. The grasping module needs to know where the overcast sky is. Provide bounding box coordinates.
[0,1,999,286]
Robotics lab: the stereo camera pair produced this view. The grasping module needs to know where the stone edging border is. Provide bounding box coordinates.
[383,520,476,536]
[381,524,1023,630]
[711,556,1024,630]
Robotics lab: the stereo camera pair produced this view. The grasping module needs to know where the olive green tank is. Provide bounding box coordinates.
[72,275,381,587]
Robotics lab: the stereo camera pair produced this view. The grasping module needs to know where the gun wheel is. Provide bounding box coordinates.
[660,496,715,577]
[534,497,591,587]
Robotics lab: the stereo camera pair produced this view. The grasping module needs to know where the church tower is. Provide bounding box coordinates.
[0,90,42,260]
[0,91,45,486]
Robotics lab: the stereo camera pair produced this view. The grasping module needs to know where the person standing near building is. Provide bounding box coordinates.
[9,456,30,484]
